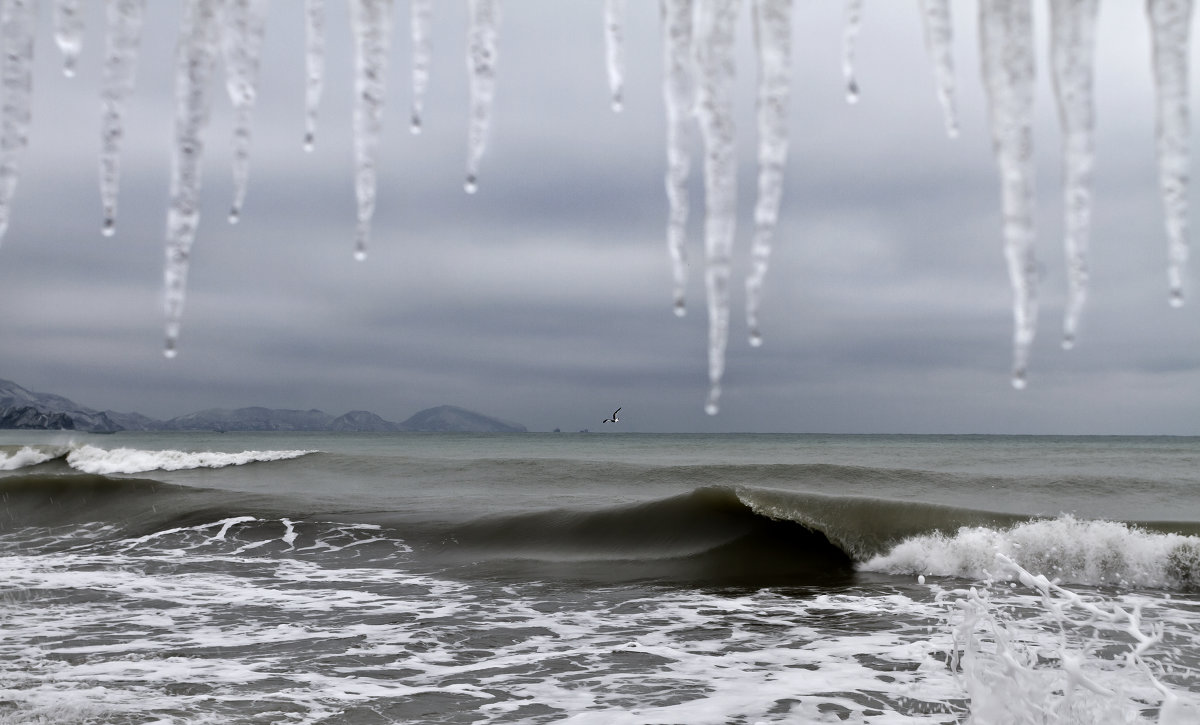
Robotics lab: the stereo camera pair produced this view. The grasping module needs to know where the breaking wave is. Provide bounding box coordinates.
[0,443,315,474]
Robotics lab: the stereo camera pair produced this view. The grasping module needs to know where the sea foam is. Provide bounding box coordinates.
[863,514,1200,590]
[64,444,315,474]
[0,445,60,470]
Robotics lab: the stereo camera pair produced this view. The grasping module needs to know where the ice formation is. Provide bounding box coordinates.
[99,0,146,237]
[303,0,324,152]
[0,1,1193,410]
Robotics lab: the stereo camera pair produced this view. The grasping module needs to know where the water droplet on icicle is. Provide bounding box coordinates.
[228,206,240,224]
[410,114,422,135]
[749,329,763,347]
[673,299,686,318]
[102,217,116,237]
[464,174,478,194]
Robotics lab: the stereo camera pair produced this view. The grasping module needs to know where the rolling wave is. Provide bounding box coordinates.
[2,472,1196,589]
[0,443,316,474]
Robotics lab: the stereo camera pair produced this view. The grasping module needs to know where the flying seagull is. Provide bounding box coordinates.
[603,407,621,423]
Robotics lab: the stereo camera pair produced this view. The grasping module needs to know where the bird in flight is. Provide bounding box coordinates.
[603,407,621,423]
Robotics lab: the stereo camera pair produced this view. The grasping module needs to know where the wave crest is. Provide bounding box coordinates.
[63,445,315,474]
[862,514,1200,590]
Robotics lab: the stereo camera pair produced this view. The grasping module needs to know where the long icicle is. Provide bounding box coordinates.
[1146,0,1195,308]
[978,0,1037,389]
[223,0,269,225]
[1049,0,1099,349]
[410,0,431,133]
[694,0,741,415]
[349,0,395,261]
[604,0,627,112]
[100,0,147,237]
[465,0,499,194]
[164,0,224,359]
[661,0,693,317]
[0,0,36,246]
[841,0,862,103]
[52,0,83,78]
[745,0,792,347]
[303,0,324,151]
[917,0,958,138]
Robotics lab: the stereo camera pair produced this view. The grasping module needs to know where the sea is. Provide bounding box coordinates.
[1,431,1198,724]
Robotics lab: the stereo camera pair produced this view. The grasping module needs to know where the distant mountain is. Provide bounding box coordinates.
[0,379,122,433]
[397,405,526,433]
[0,378,526,434]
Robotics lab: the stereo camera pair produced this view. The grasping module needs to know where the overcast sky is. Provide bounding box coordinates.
[1,1,1199,434]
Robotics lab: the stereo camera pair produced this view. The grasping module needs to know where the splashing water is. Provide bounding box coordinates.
[99,0,146,238]
[465,0,499,194]
[348,0,394,262]
[978,0,1037,391]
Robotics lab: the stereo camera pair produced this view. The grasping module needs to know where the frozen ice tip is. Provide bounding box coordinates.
[1011,369,1027,390]
[464,175,478,194]
[228,207,240,225]
[101,217,116,237]
[1061,333,1075,351]
[673,299,686,318]
[1169,288,1185,308]
[410,114,422,135]
[749,329,763,347]
[303,132,315,153]
[163,339,178,359]
[845,81,860,105]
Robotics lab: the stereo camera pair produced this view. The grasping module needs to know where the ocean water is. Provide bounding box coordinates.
[1,431,1198,724]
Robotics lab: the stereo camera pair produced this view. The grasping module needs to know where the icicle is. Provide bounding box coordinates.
[917,0,958,138]
[1146,0,1194,308]
[304,0,324,152]
[465,0,498,194]
[52,0,83,78]
[223,0,269,225]
[745,0,792,347]
[348,0,395,261]
[604,0,627,112]
[99,0,146,238]
[978,0,1037,389]
[164,0,224,359]
[0,0,36,246]
[1049,0,1099,349]
[694,0,740,415]
[661,0,692,317]
[842,0,862,104]
[410,0,431,134]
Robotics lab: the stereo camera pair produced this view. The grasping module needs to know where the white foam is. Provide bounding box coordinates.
[0,445,60,470]
[862,514,1200,589]
[63,444,315,474]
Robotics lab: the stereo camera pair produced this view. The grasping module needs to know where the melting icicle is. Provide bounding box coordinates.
[349,0,395,261]
[1146,0,1194,309]
[841,0,862,104]
[99,0,146,238]
[1049,0,1099,349]
[223,0,269,225]
[164,0,224,358]
[694,0,740,414]
[978,0,1037,389]
[0,0,36,246]
[661,0,692,317]
[917,0,958,138]
[52,0,83,78]
[604,0,626,112]
[465,0,498,194]
[410,0,431,134]
[304,0,324,152]
[745,0,792,347]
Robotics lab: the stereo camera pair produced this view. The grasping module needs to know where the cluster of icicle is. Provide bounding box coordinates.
[0,1,1192,411]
